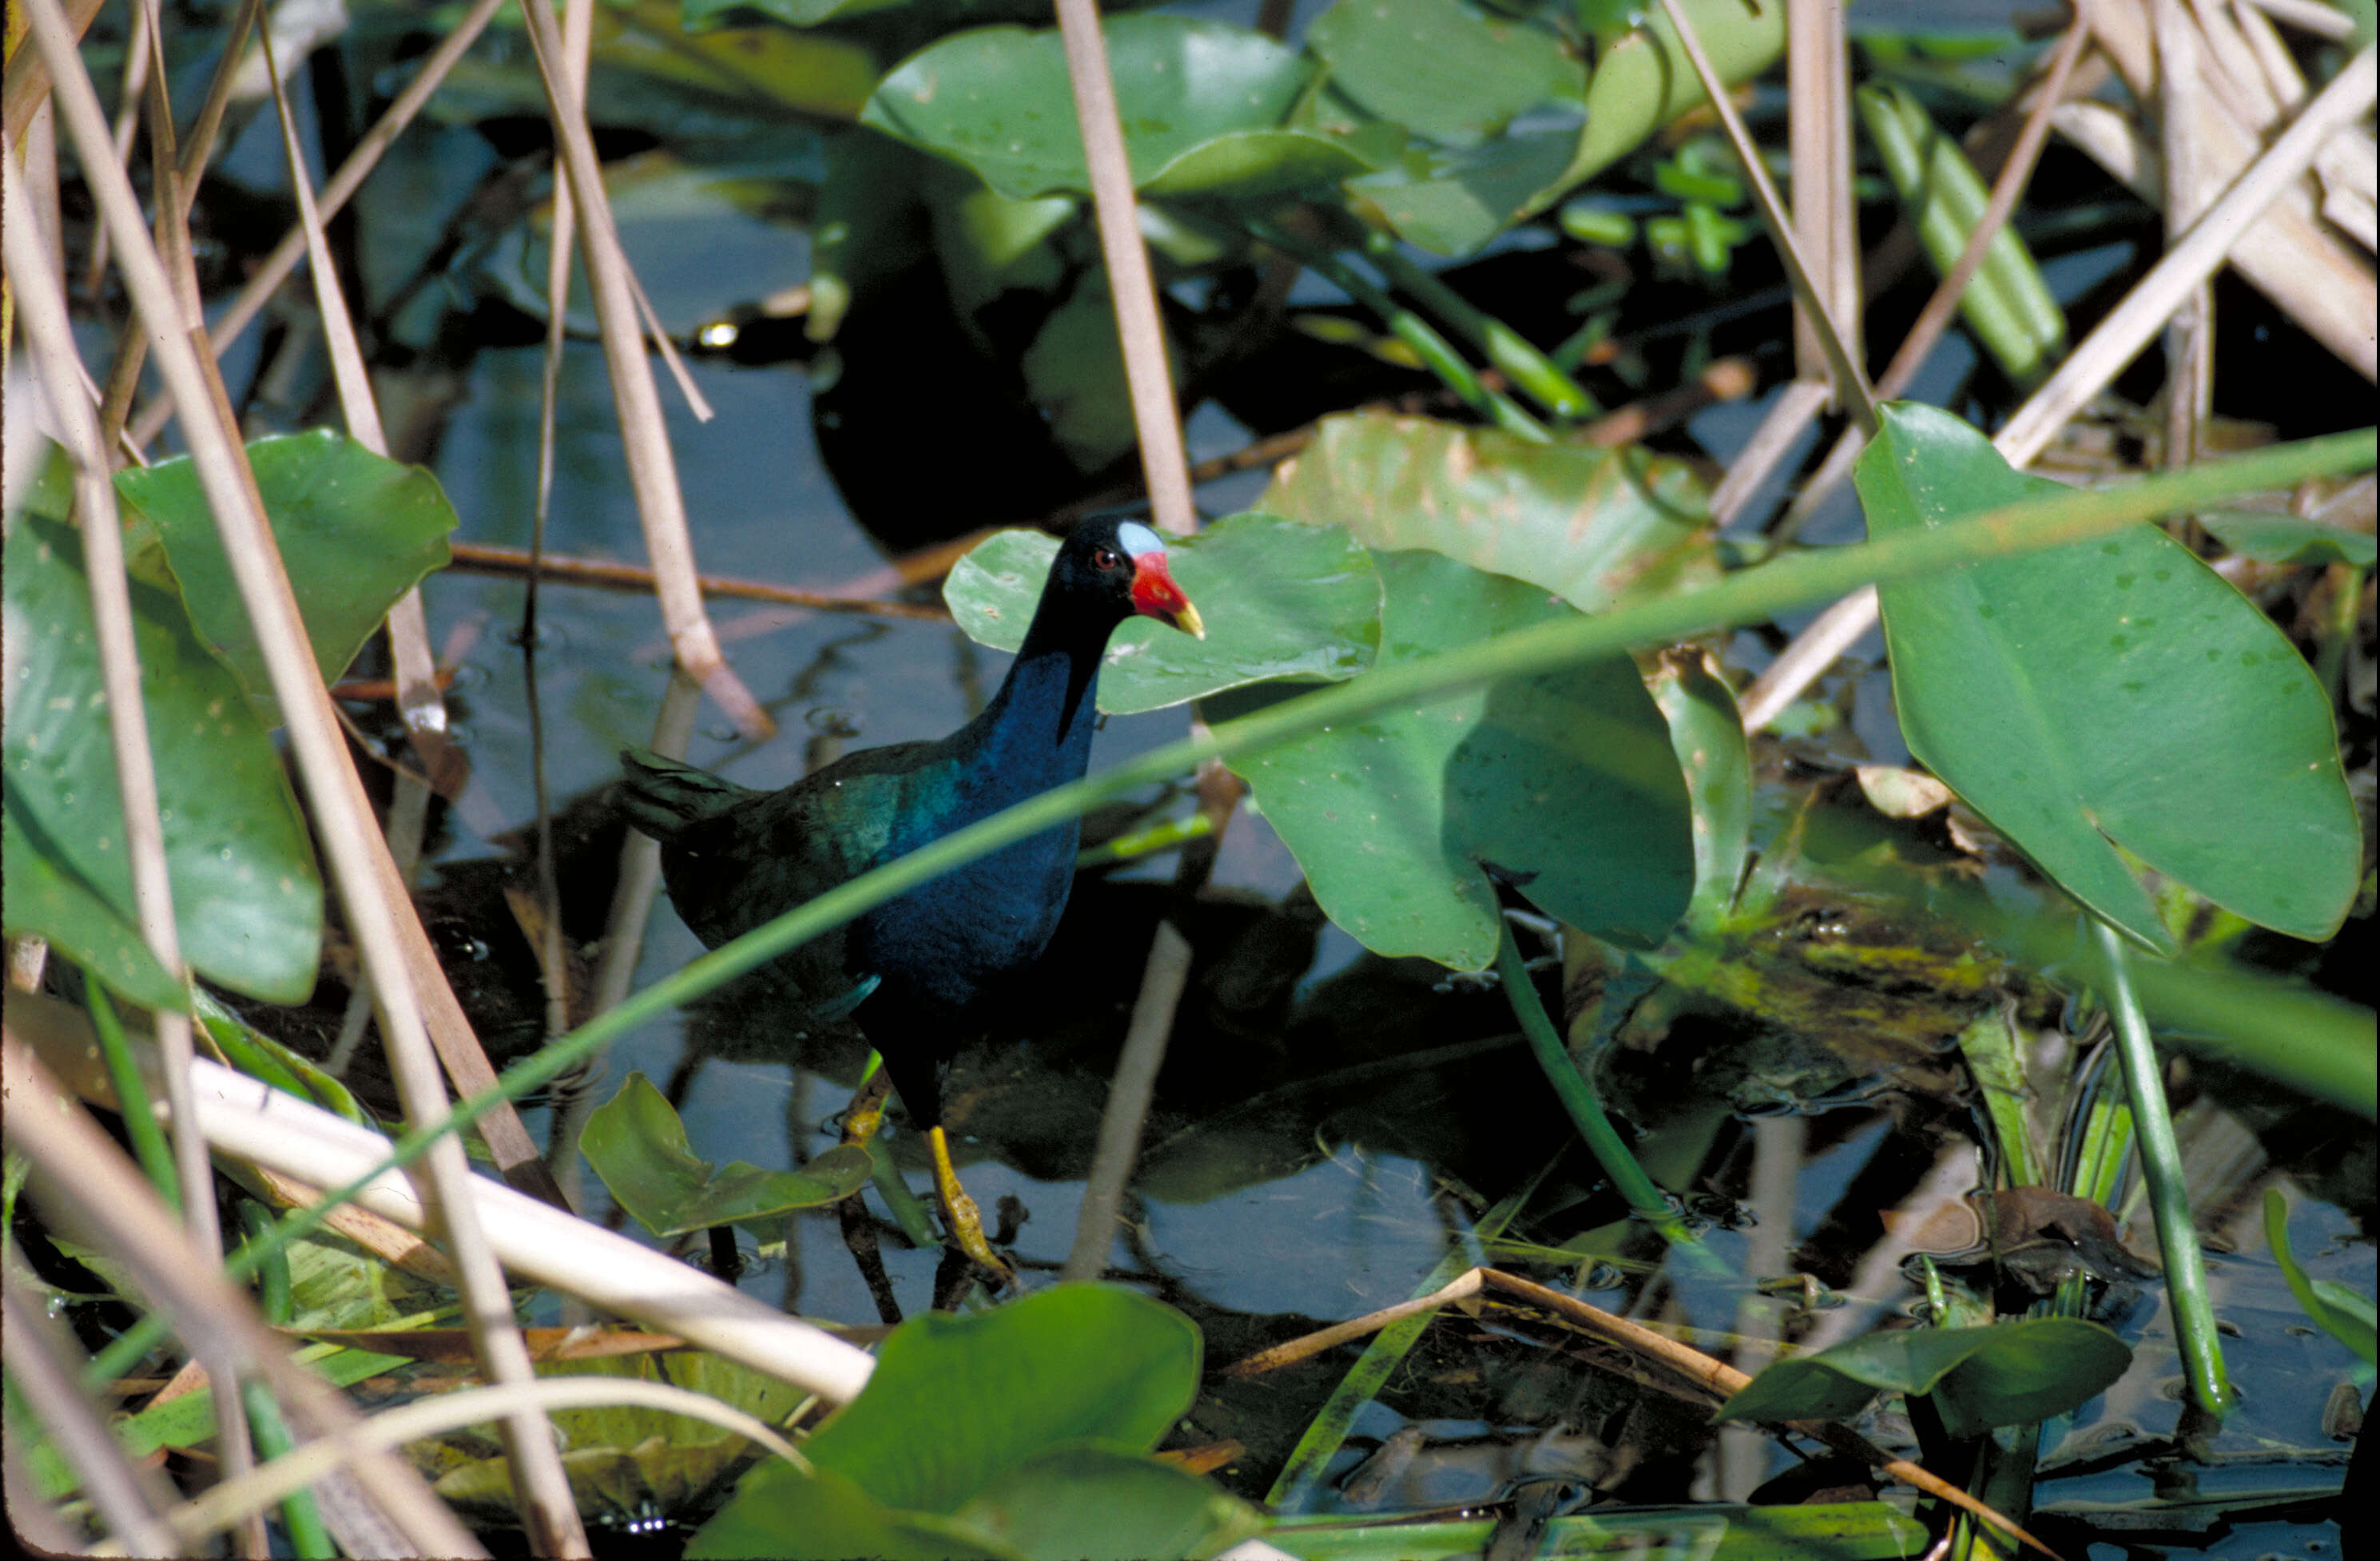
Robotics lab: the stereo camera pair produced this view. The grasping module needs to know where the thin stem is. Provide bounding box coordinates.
[84,975,181,1210]
[1362,233,1599,419]
[1250,220,1548,441]
[1496,922,1686,1236]
[1653,0,1878,433]
[2092,920,2234,1417]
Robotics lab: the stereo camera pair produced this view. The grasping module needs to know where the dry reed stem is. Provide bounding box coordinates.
[0,1289,178,1554]
[1787,0,1861,395]
[253,38,586,1548]
[2,139,260,1548]
[1707,379,1834,527]
[511,0,768,741]
[1050,0,1221,1285]
[12,995,882,1400]
[1743,16,2086,601]
[2238,0,2356,37]
[1054,0,1198,534]
[97,0,262,459]
[137,1376,806,1553]
[1227,1265,2064,1559]
[1741,45,2378,731]
[0,0,101,145]
[16,3,591,1547]
[3,1031,487,1556]
[554,670,704,1204]
[1656,0,1878,432]
[447,539,950,618]
[125,0,510,451]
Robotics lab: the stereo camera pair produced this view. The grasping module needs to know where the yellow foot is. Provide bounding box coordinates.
[840,1069,892,1150]
[929,1124,1016,1285]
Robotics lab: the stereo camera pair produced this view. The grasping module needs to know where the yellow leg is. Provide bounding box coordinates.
[929,1125,1015,1285]
[840,1069,892,1150]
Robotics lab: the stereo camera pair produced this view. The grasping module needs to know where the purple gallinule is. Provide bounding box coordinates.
[620,517,1203,1276]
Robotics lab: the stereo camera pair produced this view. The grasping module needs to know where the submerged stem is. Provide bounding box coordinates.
[1495,922,1687,1241]
[2093,919,2234,1417]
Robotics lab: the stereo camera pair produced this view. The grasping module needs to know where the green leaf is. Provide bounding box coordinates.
[861,17,1311,201]
[1347,130,1579,257]
[2,514,322,1004]
[944,512,1381,714]
[805,1285,1199,1512]
[1571,0,1788,189]
[1647,649,1751,931]
[691,1290,1216,1557]
[2199,510,2378,566]
[952,1445,1264,1561]
[1308,0,1581,148]
[114,430,459,725]
[1019,283,1144,471]
[1858,403,2362,948]
[2263,1188,2377,1364]
[1139,129,1375,200]
[438,1351,816,1527]
[688,1464,1008,1561]
[0,807,185,1011]
[1207,550,1693,967]
[1259,410,1718,610]
[1716,1317,2132,1440]
[584,1073,872,1237]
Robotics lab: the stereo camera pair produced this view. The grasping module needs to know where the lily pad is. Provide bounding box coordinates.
[861,16,1312,201]
[1858,403,2362,949]
[950,1446,1264,1561]
[584,1072,872,1237]
[945,511,1381,714]
[1347,129,1580,257]
[1307,0,1582,149]
[2,514,322,1005]
[115,431,459,727]
[1206,549,1693,968]
[1716,1316,2133,1441]
[1261,411,1718,611]
[691,1286,1238,1559]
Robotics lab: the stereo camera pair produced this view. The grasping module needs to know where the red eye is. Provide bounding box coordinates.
[1093,547,1122,570]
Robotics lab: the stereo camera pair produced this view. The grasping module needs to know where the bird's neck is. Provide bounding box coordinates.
[959,602,1112,796]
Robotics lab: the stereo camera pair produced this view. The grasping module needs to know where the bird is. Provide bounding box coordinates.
[618,516,1204,1278]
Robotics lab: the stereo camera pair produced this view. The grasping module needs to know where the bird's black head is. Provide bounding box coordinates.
[1044,516,1206,641]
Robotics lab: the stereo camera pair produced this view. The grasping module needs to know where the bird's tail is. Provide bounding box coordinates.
[618,749,751,845]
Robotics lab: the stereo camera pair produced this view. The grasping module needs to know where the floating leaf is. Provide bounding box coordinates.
[690,1287,1234,1560]
[2,514,321,1005]
[1260,411,1717,611]
[946,512,1381,714]
[950,1446,1264,1561]
[1858,404,2362,948]
[1347,130,1579,257]
[1716,1317,2132,1440]
[862,18,1311,201]
[116,430,459,726]
[1307,0,1581,149]
[1206,550,1692,967]
[585,1072,872,1237]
